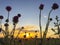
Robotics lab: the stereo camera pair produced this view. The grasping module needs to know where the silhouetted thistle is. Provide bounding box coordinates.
[0,28,2,32]
[12,14,21,24]
[6,6,12,12]
[52,3,59,10]
[49,18,52,21]
[51,16,60,38]
[43,3,59,38]
[55,16,59,20]
[4,23,9,26]
[39,4,44,45]
[17,14,21,17]
[42,3,59,45]
[39,4,44,10]
[0,16,3,19]
[13,16,19,24]
[5,19,9,22]
[16,26,24,38]
[12,14,21,39]
[35,30,37,33]
[24,35,26,38]
[21,26,24,29]
[0,15,4,28]
[6,6,12,22]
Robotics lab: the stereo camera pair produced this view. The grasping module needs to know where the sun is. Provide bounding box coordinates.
[26,33,29,37]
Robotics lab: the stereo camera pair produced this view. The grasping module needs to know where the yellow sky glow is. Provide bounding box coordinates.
[0,24,59,38]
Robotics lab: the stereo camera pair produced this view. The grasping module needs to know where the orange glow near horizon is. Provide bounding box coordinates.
[0,25,59,38]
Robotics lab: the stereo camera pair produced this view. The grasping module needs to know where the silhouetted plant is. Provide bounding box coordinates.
[0,2,59,45]
[10,14,21,45]
[4,23,9,36]
[11,14,21,37]
[38,3,59,45]
[0,15,3,29]
[0,6,22,45]
[0,16,3,19]
[0,28,2,32]
[4,6,12,40]
[39,4,44,10]
[6,6,12,21]
[39,4,44,45]
[24,35,26,38]
[34,30,38,45]
[16,26,24,38]
[51,16,60,38]
[52,3,59,10]
[43,3,59,39]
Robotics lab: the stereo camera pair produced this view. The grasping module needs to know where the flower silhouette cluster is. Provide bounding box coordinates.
[39,3,59,45]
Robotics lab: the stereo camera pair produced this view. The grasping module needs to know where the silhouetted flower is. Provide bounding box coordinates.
[39,4,44,10]
[5,19,9,22]
[13,16,19,24]
[54,22,56,24]
[21,26,24,30]
[17,14,21,17]
[24,35,26,38]
[4,23,9,26]
[35,30,37,33]
[35,35,37,38]
[49,18,52,21]
[0,16,3,19]
[55,16,58,20]
[6,6,12,12]
[0,28,2,32]
[52,3,59,10]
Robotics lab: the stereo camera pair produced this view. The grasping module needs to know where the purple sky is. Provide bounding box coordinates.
[0,0,60,29]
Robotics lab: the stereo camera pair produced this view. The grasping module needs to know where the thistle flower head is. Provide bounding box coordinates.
[17,14,21,17]
[49,18,52,21]
[35,30,37,33]
[5,19,9,22]
[0,28,2,32]
[6,6,12,12]
[39,4,44,10]
[21,27,24,29]
[13,16,19,24]
[55,16,58,20]
[4,23,9,26]
[0,15,3,19]
[52,3,59,10]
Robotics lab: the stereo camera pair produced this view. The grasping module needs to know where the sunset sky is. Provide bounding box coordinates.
[0,0,60,38]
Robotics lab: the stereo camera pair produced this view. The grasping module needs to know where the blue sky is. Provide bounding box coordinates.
[0,0,60,28]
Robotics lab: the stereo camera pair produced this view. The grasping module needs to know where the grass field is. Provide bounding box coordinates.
[0,38,60,45]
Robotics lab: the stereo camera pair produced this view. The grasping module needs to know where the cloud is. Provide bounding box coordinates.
[44,16,47,18]
[17,25,39,31]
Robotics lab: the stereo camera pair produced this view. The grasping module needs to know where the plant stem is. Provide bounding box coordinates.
[8,11,9,20]
[16,28,23,38]
[42,9,53,45]
[39,10,42,45]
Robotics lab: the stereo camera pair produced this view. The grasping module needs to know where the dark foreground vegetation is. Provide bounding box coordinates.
[0,38,60,45]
